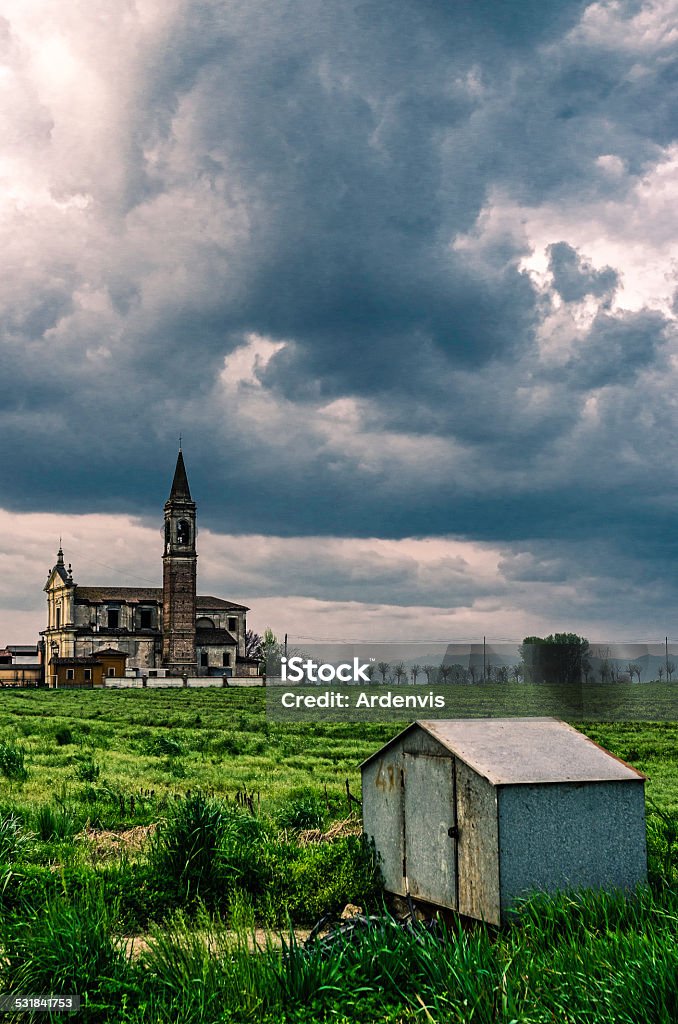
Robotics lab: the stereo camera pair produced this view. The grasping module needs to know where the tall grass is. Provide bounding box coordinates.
[0,741,28,782]
[145,793,381,924]
[0,812,31,862]
[129,887,678,1024]
[0,884,133,1020]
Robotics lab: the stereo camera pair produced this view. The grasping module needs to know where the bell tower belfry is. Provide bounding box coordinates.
[162,448,197,673]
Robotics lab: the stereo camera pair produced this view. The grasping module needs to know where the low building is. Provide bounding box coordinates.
[361,717,647,924]
[49,647,128,688]
[0,645,43,687]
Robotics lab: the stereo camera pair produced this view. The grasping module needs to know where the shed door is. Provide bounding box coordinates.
[403,753,457,909]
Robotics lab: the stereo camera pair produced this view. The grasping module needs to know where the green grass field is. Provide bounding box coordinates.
[0,687,675,1023]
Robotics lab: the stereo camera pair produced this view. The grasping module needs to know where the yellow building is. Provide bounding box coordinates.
[49,648,128,689]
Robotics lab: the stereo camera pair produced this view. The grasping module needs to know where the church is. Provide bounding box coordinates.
[41,451,259,685]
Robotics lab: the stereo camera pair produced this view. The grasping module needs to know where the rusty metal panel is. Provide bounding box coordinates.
[455,758,500,924]
[404,753,457,909]
[361,753,406,896]
[497,779,647,915]
[418,718,644,784]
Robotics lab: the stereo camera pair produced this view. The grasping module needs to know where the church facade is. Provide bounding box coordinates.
[41,452,258,684]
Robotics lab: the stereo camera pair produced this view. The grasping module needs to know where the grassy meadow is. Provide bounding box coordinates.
[0,686,675,1022]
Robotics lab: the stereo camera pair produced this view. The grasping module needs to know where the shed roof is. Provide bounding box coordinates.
[360,718,645,785]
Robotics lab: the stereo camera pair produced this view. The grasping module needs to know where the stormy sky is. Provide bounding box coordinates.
[2,0,678,642]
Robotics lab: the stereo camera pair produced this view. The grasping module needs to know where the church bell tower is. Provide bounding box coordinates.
[162,449,197,673]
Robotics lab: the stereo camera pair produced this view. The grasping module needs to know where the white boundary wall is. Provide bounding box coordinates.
[103,676,264,689]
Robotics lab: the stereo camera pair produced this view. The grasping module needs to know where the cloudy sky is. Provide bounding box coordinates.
[3,0,678,644]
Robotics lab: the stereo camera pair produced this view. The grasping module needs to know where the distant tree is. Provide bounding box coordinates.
[364,662,376,682]
[261,628,283,677]
[496,665,509,685]
[393,662,407,684]
[667,660,675,683]
[658,665,664,683]
[245,630,263,660]
[449,663,468,685]
[627,663,642,684]
[377,661,390,684]
[423,665,437,684]
[411,664,421,684]
[438,664,451,684]
[511,664,524,683]
[468,664,478,684]
[520,633,590,685]
[484,663,493,682]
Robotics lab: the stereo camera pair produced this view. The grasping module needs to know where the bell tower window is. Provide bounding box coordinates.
[177,520,190,546]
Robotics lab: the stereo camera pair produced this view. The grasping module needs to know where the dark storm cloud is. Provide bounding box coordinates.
[2,0,678,606]
[562,308,669,389]
[547,242,618,302]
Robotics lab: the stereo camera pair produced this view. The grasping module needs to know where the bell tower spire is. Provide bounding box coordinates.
[162,449,197,674]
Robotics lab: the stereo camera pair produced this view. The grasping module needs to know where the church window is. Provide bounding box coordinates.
[228,617,237,632]
[200,651,209,667]
[223,652,231,667]
[177,520,190,545]
[107,609,120,629]
[139,608,153,629]
[66,669,74,681]
[56,606,61,628]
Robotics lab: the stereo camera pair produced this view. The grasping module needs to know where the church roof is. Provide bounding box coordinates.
[169,449,192,501]
[197,596,249,611]
[196,628,238,646]
[73,587,248,610]
[77,587,162,603]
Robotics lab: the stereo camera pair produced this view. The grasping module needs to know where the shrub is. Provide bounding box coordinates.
[147,793,233,904]
[151,736,183,757]
[55,728,74,746]
[33,803,78,842]
[276,791,326,832]
[75,757,100,783]
[0,742,28,782]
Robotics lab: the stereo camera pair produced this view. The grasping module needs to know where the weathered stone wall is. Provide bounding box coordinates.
[162,552,197,669]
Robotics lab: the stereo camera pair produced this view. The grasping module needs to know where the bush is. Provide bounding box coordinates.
[33,803,78,842]
[151,735,183,757]
[147,793,235,904]
[55,728,74,746]
[276,791,326,832]
[0,742,28,782]
[75,757,100,783]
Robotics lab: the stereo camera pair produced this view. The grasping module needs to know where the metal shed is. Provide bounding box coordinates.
[361,718,647,924]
